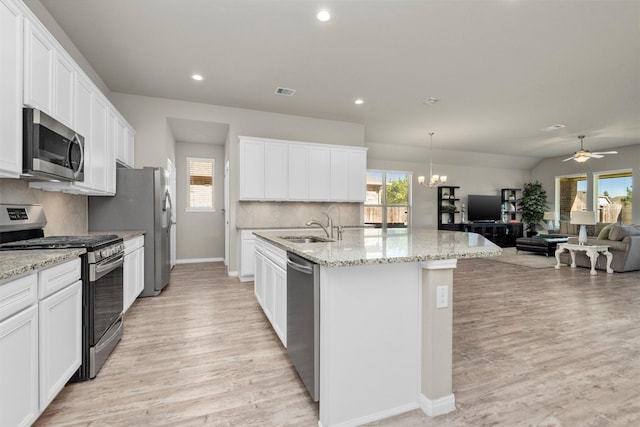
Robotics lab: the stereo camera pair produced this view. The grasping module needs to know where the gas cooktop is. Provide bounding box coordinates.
[0,234,121,250]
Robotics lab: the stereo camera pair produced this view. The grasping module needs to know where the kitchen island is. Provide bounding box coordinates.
[254,228,501,427]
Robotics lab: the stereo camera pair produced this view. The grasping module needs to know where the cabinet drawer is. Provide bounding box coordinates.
[38,258,81,299]
[124,235,144,254]
[0,273,38,322]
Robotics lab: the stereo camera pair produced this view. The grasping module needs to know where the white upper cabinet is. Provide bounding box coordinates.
[264,141,288,200]
[0,0,23,178]
[52,52,74,128]
[23,19,53,114]
[11,2,134,192]
[308,146,331,201]
[239,136,367,202]
[239,137,265,200]
[288,144,309,200]
[329,148,350,201]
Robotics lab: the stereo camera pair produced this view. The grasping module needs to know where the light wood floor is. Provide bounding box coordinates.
[35,258,640,426]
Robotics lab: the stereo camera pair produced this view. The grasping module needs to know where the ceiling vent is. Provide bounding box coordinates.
[275,87,296,96]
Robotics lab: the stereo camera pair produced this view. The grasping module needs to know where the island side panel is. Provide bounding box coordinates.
[319,262,421,427]
[419,259,457,416]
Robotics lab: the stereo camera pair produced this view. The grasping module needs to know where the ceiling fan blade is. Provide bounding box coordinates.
[592,151,618,155]
[589,154,604,158]
[562,156,575,162]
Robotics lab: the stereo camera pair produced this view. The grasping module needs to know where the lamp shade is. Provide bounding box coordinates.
[570,211,596,225]
[543,211,556,221]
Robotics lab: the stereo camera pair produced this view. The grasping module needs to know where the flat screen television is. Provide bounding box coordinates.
[467,195,502,223]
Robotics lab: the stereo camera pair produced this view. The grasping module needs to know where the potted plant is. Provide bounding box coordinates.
[520,180,548,237]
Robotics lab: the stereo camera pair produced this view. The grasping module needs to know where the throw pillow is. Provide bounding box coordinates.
[597,223,615,240]
[608,225,640,241]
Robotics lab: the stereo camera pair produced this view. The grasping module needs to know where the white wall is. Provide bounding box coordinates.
[175,142,225,262]
[532,144,640,224]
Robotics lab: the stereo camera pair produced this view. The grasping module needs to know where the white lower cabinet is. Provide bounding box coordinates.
[254,238,287,347]
[38,279,81,411]
[0,304,39,427]
[0,258,81,427]
[123,236,144,313]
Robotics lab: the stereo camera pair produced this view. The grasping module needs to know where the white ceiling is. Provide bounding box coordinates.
[38,0,640,159]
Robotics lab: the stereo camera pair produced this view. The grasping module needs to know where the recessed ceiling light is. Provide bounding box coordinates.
[191,74,204,81]
[354,99,364,105]
[541,124,565,131]
[317,10,331,22]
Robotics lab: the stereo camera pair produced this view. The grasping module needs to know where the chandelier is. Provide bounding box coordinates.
[417,132,447,187]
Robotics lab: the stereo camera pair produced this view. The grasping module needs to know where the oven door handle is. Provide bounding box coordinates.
[94,254,124,281]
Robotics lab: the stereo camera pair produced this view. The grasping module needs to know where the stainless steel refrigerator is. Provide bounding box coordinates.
[89,167,173,297]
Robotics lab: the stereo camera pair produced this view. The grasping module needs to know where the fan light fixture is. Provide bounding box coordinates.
[417,132,447,188]
[562,135,618,163]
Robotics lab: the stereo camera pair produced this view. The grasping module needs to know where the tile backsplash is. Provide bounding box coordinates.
[0,179,88,236]
[237,201,362,229]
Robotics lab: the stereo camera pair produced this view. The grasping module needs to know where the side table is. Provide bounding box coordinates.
[554,243,613,275]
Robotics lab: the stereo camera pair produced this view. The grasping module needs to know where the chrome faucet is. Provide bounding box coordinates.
[305,209,343,240]
[305,218,331,238]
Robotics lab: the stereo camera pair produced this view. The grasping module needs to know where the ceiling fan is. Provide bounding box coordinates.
[562,135,618,163]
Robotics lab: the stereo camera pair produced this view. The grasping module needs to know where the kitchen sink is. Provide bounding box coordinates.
[280,236,334,243]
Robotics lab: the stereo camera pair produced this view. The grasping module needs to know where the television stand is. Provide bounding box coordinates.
[460,222,523,247]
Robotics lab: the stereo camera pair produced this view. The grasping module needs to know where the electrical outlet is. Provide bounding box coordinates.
[436,285,448,309]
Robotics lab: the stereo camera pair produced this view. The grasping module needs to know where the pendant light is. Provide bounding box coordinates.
[417,132,447,187]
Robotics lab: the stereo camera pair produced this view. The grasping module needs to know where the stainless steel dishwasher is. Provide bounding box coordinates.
[286,252,320,402]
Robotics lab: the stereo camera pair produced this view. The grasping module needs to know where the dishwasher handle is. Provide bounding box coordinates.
[287,257,314,275]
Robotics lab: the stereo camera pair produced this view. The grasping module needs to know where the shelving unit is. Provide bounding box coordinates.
[437,186,460,230]
[501,188,521,222]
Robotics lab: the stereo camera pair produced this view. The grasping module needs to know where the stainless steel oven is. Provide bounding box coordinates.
[86,248,124,378]
[0,204,124,381]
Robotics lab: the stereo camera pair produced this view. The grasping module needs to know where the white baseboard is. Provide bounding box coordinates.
[419,393,456,417]
[318,402,418,427]
[228,270,238,277]
[175,257,223,264]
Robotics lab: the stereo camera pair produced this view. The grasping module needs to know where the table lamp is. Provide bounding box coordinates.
[570,211,596,245]
[543,211,556,233]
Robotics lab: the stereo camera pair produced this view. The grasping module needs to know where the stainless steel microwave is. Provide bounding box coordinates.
[23,108,84,182]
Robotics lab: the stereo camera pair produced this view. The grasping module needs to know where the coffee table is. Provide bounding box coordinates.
[515,235,568,256]
[554,243,613,275]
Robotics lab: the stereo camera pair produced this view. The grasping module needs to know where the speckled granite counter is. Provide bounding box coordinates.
[0,249,86,282]
[254,227,501,267]
[88,230,144,240]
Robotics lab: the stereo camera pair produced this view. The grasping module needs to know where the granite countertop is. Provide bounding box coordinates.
[254,228,502,267]
[88,230,145,240]
[0,249,86,282]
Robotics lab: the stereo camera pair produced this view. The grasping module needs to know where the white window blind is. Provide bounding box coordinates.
[187,157,214,211]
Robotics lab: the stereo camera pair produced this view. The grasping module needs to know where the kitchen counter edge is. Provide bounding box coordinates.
[254,229,502,267]
[0,249,86,282]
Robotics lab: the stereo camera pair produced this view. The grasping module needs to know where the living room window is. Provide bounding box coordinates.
[594,170,633,224]
[557,174,587,222]
[365,170,412,228]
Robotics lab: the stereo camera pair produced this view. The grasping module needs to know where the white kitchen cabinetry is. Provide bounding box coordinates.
[123,236,145,313]
[239,230,257,282]
[265,141,289,199]
[18,3,134,193]
[0,257,81,427]
[0,0,23,178]
[239,136,367,202]
[308,146,331,200]
[254,238,287,347]
[23,19,53,115]
[239,138,266,200]
[254,238,265,306]
[116,117,135,168]
[0,273,39,427]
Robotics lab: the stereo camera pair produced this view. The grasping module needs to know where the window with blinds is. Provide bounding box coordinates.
[187,157,214,211]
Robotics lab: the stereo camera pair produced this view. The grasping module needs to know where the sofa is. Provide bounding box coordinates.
[558,224,640,272]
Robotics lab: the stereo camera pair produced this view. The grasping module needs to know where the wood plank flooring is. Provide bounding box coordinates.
[35,258,640,426]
